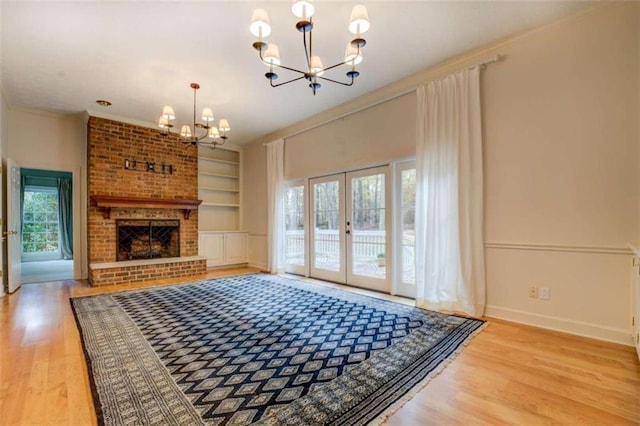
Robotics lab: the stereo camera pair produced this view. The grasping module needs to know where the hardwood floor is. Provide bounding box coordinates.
[1,269,638,425]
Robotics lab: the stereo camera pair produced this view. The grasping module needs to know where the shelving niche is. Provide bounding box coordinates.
[198,147,241,231]
[198,146,247,267]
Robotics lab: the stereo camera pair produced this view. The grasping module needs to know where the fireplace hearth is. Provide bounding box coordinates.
[116,219,180,261]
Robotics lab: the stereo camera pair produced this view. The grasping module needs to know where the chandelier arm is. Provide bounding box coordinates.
[303,29,311,70]
[196,132,210,143]
[258,48,306,75]
[270,75,306,88]
[317,75,355,87]
[320,60,350,73]
[273,63,307,75]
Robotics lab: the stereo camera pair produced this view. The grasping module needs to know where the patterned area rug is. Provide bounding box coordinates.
[71,274,485,425]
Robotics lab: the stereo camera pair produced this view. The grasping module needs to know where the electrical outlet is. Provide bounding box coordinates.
[539,287,550,300]
[529,285,538,298]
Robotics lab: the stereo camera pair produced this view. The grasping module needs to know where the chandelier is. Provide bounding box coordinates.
[158,83,230,149]
[250,1,370,95]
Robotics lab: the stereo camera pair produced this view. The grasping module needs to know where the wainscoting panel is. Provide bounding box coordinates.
[485,244,633,345]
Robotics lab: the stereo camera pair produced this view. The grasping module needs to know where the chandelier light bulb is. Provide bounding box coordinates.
[208,126,220,138]
[348,5,370,35]
[250,9,271,38]
[161,105,175,120]
[201,107,214,122]
[263,44,281,66]
[218,119,230,132]
[291,0,315,19]
[344,43,363,65]
[310,56,324,76]
[158,116,169,129]
[180,125,192,138]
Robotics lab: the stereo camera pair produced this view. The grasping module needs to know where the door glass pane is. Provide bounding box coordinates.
[351,173,385,279]
[401,169,416,284]
[284,185,305,267]
[22,189,60,255]
[314,181,340,271]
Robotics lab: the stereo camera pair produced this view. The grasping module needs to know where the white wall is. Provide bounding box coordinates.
[7,108,88,279]
[243,3,639,344]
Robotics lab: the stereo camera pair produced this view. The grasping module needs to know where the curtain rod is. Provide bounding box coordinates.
[263,54,502,146]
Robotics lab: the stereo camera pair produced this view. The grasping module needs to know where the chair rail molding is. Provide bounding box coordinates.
[485,242,632,256]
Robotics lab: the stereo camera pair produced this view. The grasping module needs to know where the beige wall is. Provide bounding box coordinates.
[7,108,88,279]
[285,93,416,180]
[482,3,638,344]
[243,3,639,344]
[242,140,268,270]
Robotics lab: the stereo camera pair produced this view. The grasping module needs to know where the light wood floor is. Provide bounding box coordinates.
[1,268,638,425]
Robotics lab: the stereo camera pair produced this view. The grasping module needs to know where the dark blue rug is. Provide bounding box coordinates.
[71,274,485,425]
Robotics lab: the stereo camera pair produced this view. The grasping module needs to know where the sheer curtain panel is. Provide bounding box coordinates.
[415,66,486,317]
[267,139,285,274]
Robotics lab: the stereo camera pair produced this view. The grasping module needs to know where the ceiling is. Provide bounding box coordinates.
[1,1,594,145]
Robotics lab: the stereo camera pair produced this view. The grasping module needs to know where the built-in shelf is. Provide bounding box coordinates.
[199,147,241,231]
[90,195,202,220]
[199,187,240,193]
[198,157,239,166]
[199,171,240,179]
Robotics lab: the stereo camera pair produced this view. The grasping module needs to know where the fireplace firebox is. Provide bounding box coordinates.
[116,219,180,261]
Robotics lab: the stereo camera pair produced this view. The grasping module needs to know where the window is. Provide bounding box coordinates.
[284,184,306,268]
[22,187,60,259]
[400,168,416,285]
[394,160,416,297]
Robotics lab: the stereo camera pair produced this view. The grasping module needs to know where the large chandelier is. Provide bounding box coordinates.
[158,83,230,149]
[250,1,370,95]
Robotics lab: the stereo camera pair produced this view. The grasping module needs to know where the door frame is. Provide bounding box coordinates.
[309,173,346,283]
[345,165,391,293]
[7,159,22,293]
[8,161,83,282]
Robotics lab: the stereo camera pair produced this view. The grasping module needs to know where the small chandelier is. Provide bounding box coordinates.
[250,1,370,95]
[158,83,230,149]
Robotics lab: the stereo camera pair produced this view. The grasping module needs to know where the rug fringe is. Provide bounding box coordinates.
[367,321,489,426]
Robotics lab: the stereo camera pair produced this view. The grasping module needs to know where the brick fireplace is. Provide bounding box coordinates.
[87,116,206,286]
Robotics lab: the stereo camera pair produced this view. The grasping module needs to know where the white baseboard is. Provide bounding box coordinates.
[485,305,633,346]
[248,262,269,272]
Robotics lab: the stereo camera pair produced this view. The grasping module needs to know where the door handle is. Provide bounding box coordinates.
[3,230,17,236]
[345,230,351,235]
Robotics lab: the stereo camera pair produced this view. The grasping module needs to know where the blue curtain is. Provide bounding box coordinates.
[57,177,73,259]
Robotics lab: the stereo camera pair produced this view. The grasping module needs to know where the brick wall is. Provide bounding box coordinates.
[87,116,205,284]
[89,258,207,286]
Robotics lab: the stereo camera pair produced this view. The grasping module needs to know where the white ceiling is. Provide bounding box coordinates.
[1,1,594,144]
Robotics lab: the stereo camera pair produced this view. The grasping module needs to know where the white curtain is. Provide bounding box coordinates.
[415,66,486,317]
[266,139,285,274]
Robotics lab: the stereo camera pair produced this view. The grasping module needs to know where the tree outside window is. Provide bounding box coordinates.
[22,188,60,256]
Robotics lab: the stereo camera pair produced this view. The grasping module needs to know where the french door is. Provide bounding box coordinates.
[308,166,391,293]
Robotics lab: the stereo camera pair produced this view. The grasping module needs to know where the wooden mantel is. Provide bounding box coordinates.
[90,195,202,219]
